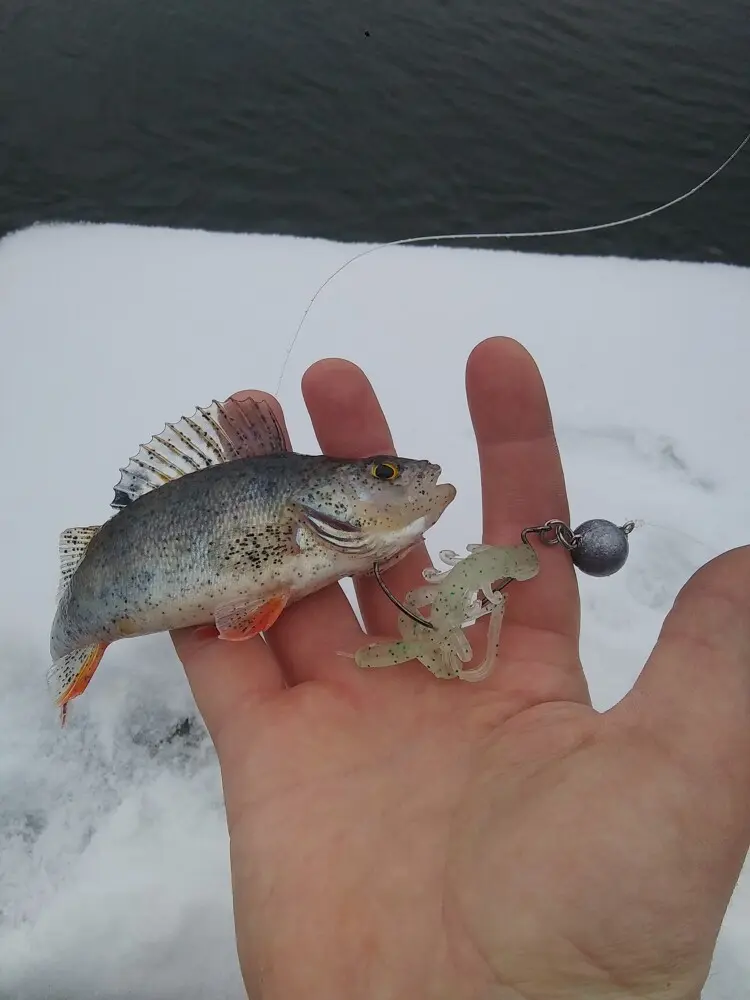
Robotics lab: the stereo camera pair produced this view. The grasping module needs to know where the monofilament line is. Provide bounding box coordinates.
[275,129,749,396]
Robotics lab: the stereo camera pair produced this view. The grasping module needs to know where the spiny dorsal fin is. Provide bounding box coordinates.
[111,396,287,509]
[58,526,100,598]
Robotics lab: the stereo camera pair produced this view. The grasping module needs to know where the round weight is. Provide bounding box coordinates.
[570,519,630,577]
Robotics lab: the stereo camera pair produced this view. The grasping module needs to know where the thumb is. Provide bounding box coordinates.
[617,545,750,839]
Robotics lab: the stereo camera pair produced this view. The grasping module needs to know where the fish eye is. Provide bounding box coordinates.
[370,461,400,482]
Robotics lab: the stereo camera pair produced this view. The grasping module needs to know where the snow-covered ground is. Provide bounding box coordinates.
[0,222,748,998]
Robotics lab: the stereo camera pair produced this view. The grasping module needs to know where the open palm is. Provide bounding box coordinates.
[173,338,750,1000]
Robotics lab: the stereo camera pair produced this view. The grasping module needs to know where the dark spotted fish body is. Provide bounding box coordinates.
[49,396,456,719]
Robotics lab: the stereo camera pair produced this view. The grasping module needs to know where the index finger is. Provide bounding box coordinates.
[301,358,434,639]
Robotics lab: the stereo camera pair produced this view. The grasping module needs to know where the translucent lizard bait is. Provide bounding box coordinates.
[355,519,636,682]
[354,542,540,682]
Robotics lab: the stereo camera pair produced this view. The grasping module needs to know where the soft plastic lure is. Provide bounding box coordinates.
[354,542,540,682]
[354,517,637,682]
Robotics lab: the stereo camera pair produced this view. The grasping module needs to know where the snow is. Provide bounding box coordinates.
[1,221,749,998]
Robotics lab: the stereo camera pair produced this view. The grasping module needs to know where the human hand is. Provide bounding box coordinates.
[173,337,750,1000]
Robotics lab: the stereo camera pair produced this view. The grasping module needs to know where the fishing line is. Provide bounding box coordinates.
[275,129,750,396]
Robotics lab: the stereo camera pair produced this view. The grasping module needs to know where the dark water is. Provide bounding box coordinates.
[1,0,748,264]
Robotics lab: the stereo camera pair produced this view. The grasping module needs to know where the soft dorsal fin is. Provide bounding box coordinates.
[111,396,287,509]
[58,526,101,598]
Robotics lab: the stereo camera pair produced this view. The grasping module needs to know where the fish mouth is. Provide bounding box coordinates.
[418,462,443,488]
[417,480,456,520]
[429,481,456,508]
[412,462,455,507]
[377,478,456,555]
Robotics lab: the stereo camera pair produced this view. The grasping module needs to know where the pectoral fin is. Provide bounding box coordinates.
[214,593,289,640]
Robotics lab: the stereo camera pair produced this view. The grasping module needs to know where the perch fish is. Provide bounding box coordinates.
[49,395,456,718]
[354,542,539,681]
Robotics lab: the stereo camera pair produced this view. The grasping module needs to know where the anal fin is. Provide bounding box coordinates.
[214,593,289,641]
[47,643,108,725]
